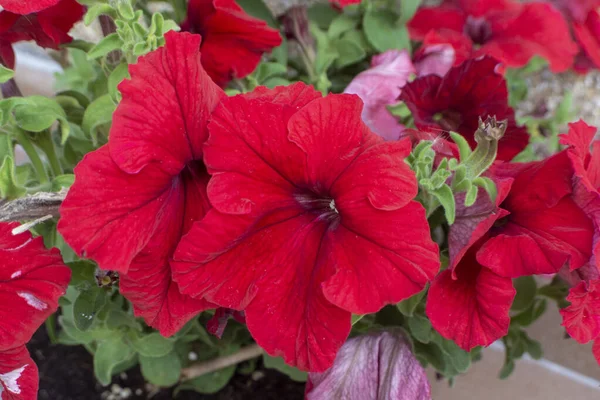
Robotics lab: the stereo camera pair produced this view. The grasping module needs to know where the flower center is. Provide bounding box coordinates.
[463,16,492,45]
[294,191,340,226]
[433,109,463,132]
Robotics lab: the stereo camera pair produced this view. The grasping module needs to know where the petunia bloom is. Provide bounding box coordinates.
[305,330,431,400]
[400,56,529,161]
[428,151,595,350]
[58,32,224,336]
[344,48,455,142]
[0,222,71,400]
[172,83,440,372]
[549,0,600,73]
[329,0,362,7]
[181,0,282,87]
[408,0,578,72]
[0,0,84,69]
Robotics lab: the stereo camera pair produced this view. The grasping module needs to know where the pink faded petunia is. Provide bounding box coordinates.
[0,222,70,400]
[172,83,440,372]
[400,57,529,161]
[344,50,415,141]
[344,48,455,142]
[181,0,282,87]
[305,330,431,400]
[0,0,84,69]
[408,0,578,72]
[58,32,223,336]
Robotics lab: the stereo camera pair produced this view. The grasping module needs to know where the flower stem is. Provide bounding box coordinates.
[35,131,63,177]
[180,344,263,381]
[14,128,49,184]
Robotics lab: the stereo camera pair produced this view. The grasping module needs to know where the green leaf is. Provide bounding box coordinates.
[473,176,497,204]
[263,355,307,382]
[13,96,69,141]
[363,9,410,52]
[511,298,547,327]
[253,62,287,85]
[82,94,115,142]
[131,332,174,358]
[94,336,135,386]
[499,359,515,379]
[397,288,426,316]
[333,38,366,69]
[407,314,432,344]
[435,334,471,373]
[84,3,117,25]
[237,0,278,28]
[400,0,422,23]
[464,184,478,207]
[449,131,472,161]
[328,14,359,39]
[106,310,141,331]
[116,0,136,20]
[0,156,26,200]
[308,4,340,30]
[139,351,181,387]
[52,174,75,191]
[511,276,537,312]
[0,65,14,84]
[431,184,456,225]
[87,33,123,60]
[108,62,130,101]
[413,341,446,371]
[72,287,107,331]
[66,260,97,290]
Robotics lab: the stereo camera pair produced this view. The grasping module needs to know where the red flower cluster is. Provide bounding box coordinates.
[400,57,529,161]
[59,31,439,371]
[0,222,71,400]
[426,120,600,353]
[408,0,578,72]
[181,0,282,87]
[549,0,600,72]
[0,0,84,69]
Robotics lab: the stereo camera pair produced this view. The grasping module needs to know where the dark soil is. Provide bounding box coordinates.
[27,327,305,400]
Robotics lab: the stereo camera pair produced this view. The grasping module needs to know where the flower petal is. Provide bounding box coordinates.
[305,330,431,400]
[426,249,515,351]
[408,6,466,39]
[0,346,38,400]
[322,201,439,314]
[560,280,600,344]
[109,31,225,175]
[0,0,60,14]
[58,146,175,273]
[0,223,70,351]
[572,10,600,70]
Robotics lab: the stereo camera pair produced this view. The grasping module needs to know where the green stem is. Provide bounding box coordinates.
[35,131,63,177]
[14,128,49,184]
[45,314,58,345]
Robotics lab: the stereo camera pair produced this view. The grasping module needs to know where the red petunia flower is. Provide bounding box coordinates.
[0,0,84,69]
[172,83,440,372]
[408,0,578,72]
[0,222,71,400]
[549,0,600,73]
[58,32,224,336]
[560,280,600,343]
[399,57,529,161]
[428,151,595,350]
[181,0,282,87]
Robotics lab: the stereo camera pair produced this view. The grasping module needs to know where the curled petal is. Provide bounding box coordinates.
[560,280,600,344]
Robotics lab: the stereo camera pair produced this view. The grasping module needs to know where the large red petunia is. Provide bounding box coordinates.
[172,83,440,372]
[181,0,282,87]
[0,222,70,400]
[58,32,223,336]
[408,0,578,72]
[560,280,600,344]
[0,0,84,69]
[549,0,600,72]
[399,56,529,161]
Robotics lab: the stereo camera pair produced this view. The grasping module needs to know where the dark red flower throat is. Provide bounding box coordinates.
[464,16,493,45]
[294,190,340,227]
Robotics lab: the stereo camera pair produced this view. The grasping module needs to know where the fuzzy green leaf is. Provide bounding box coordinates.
[131,333,175,358]
[407,314,432,344]
[333,38,366,69]
[87,33,123,60]
[449,131,472,161]
[328,14,359,39]
[82,94,115,142]
[139,351,181,387]
[0,65,14,84]
[431,184,456,224]
[363,8,410,52]
[94,336,135,386]
[263,355,307,382]
[0,156,26,200]
[397,288,426,317]
[84,4,117,25]
[72,287,107,331]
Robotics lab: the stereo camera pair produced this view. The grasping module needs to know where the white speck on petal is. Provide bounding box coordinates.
[17,292,47,311]
[10,271,22,279]
[0,364,27,395]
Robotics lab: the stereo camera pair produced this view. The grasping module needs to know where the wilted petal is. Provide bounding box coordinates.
[305,330,431,400]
